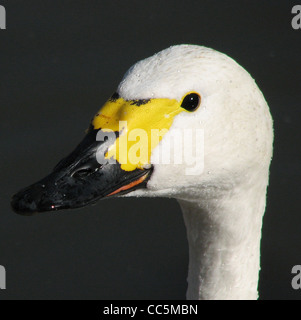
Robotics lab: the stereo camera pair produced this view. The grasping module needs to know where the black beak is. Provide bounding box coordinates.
[11,127,153,215]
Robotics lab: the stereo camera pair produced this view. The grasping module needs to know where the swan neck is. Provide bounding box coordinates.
[179,182,268,300]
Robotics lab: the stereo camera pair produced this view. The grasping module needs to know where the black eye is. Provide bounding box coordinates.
[181,93,201,112]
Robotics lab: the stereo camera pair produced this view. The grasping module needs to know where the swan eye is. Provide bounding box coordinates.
[181,93,201,112]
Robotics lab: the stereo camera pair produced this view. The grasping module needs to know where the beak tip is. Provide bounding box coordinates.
[10,184,44,216]
[11,194,37,216]
[11,183,68,215]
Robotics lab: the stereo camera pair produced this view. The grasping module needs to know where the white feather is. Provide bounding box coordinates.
[120,45,273,300]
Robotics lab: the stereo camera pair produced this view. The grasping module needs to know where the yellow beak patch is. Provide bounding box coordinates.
[92,95,184,171]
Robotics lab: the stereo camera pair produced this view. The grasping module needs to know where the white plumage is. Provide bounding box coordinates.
[120,45,273,299]
[11,44,273,300]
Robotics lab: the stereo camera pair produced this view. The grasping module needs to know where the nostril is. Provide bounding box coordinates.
[71,165,102,179]
[72,168,93,179]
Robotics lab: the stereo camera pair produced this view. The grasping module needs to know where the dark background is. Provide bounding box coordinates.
[0,0,300,300]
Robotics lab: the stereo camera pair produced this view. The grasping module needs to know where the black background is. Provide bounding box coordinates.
[0,0,300,299]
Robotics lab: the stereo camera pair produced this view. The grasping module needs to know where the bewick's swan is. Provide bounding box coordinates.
[12,45,273,300]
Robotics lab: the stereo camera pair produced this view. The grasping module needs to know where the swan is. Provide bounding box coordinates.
[11,44,273,300]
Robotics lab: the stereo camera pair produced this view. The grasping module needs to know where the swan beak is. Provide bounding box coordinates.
[11,93,182,215]
[11,126,153,215]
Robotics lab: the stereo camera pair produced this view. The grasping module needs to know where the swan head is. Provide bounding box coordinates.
[11,45,273,214]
